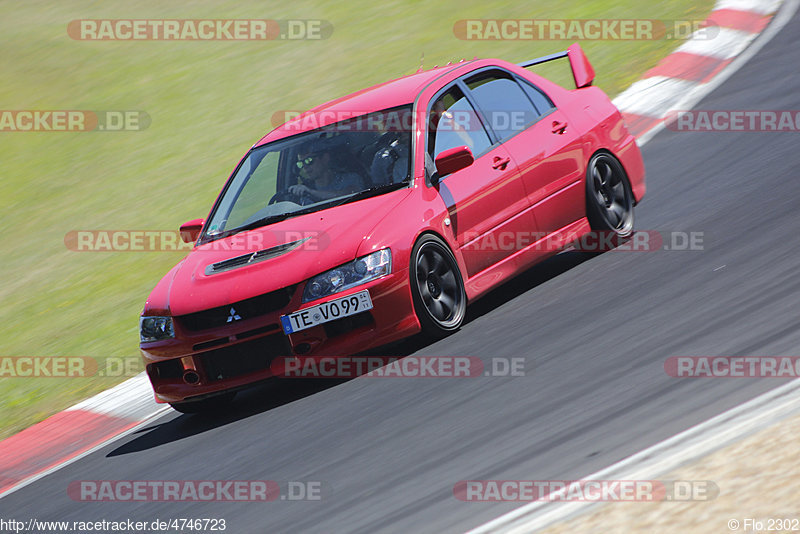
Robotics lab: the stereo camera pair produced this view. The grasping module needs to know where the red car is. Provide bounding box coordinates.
[140,43,645,412]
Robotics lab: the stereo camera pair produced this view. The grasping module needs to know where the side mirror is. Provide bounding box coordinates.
[434,146,474,179]
[179,218,205,243]
[567,43,595,88]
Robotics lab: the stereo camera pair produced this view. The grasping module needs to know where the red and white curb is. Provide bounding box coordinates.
[0,0,794,504]
[0,373,168,498]
[613,0,785,142]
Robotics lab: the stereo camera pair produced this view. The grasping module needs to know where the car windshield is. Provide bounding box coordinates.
[203,105,413,240]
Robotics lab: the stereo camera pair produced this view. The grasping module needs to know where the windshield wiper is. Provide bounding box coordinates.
[208,206,319,241]
[332,181,410,208]
[235,211,305,233]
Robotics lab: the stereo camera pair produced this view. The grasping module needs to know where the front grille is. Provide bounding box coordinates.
[177,287,295,332]
[191,325,281,351]
[192,337,229,351]
[198,333,291,382]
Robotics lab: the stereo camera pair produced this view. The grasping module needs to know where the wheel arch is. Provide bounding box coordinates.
[585,148,640,205]
[408,231,469,336]
[410,229,470,303]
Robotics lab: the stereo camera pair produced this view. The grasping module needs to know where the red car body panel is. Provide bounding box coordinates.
[141,47,645,404]
[166,191,413,315]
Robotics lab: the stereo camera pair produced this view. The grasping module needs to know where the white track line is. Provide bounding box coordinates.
[467,378,800,533]
[68,372,160,420]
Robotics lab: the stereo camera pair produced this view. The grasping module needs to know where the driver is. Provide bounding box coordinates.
[289,138,362,202]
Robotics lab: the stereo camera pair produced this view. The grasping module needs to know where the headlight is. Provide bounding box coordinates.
[140,316,175,343]
[302,249,391,303]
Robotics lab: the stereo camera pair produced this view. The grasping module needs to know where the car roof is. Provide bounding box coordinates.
[254,60,479,146]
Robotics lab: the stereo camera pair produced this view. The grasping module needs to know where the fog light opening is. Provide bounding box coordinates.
[295,343,312,355]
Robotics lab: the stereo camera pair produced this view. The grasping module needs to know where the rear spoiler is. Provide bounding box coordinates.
[518,43,595,89]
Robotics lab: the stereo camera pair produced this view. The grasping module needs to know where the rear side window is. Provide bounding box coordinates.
[427,85,492,160]
[465,70,540,141]
[519,79,556,116]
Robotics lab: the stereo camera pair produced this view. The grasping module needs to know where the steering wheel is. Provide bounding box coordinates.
[369,131,408,183]
[375,131,402,152]
[358,131,398,162]
[268,189,313,206]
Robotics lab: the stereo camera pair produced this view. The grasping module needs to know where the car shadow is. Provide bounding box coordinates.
[388,248,593,354]
[106,377,349,457]
[107,249,592,457]
[464,249,592,324]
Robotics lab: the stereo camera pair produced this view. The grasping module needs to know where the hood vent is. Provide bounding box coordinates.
[205,236,311,275]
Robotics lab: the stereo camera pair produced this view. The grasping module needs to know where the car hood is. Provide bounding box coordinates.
[163,189,412,315]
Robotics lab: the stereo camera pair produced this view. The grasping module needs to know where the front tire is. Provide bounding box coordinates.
[409,234,467,339]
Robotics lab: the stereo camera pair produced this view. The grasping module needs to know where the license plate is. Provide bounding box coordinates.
[280,290,373,334]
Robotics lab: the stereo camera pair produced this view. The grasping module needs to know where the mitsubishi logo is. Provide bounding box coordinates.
[226,307,242,322]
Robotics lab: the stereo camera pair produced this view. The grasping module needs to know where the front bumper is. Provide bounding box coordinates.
[141,268,418,403]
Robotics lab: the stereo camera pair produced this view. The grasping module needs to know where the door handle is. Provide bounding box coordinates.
[551,121,568,134]
[492,156,511,170]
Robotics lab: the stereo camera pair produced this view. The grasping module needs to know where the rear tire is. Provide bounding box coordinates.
[169,392,236,414]
[584,152,634,251]
[409,234,467,339]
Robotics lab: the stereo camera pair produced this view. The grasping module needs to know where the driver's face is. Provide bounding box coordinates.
[297,151,329,181]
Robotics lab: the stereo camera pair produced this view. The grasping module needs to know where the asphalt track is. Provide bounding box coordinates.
[3,10,799,533]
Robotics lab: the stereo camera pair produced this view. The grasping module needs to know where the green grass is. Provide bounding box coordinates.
[0,0,714,439]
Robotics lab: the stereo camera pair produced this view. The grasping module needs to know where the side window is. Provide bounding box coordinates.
[465,70,540,141]
[519,79,556,116]
[427,86,491,162]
